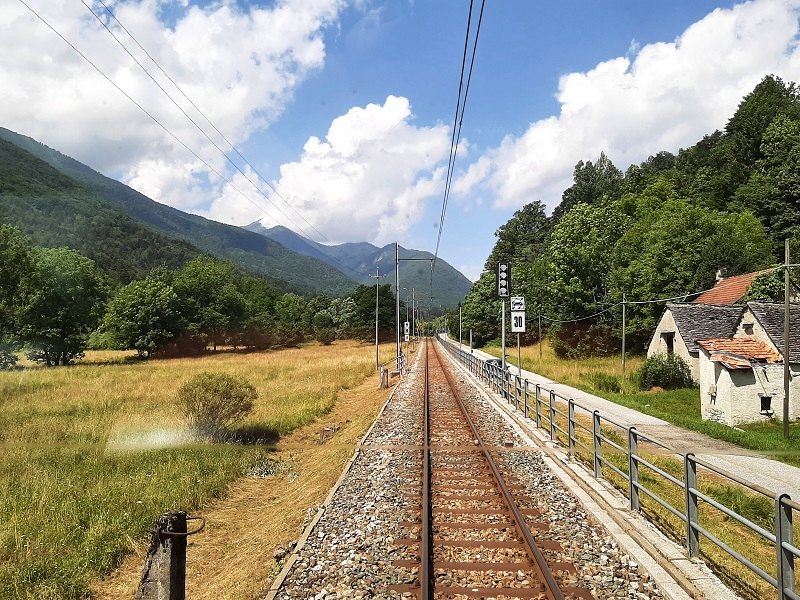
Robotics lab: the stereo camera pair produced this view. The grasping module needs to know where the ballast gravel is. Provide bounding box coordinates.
[273,345,664,599]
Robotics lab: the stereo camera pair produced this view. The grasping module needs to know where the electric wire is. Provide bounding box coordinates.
[432,0,486,277]
[23,0,363,282]
[83,0,331,246]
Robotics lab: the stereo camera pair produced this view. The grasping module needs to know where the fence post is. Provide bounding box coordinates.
[592,410,602,478]
[684,453,699,558]
[515,376,521,410]
[524,380,530,419]
[628,427,640,511]
[568,399,575,458]
[535,385,542,428]
[135,512,188,600]
[776,493,795,600]
[548,390,556,441]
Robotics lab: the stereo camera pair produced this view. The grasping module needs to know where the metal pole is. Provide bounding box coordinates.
[459,303,462,349]
[412,288,415,348]
[469,329,473,353]
[501,300,506,374]
[517,332,522,377]
[622,293,627,378]
[395,242,401,370]
[538,314,542,363]
[785,239,791,440]
[369,268,384,371]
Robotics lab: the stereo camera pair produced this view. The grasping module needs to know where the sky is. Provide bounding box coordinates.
[2,0,800,283]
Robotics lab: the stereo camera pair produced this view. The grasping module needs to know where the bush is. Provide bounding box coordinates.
[178,372,257,440]
[0,349,16,371]
[638,353,694,390]
[587,372,622,393]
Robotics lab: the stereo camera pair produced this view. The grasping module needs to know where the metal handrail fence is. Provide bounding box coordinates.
[436,334,799,600]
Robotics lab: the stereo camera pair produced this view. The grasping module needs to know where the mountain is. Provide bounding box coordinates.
[245,223,473,307]
[0,128,358,295]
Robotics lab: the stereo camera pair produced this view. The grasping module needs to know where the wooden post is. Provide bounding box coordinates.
[136,512,187,600]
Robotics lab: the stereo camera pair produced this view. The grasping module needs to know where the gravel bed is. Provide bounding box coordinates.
[274,345,666,599]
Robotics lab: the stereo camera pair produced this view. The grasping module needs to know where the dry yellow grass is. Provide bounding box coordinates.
[91,360,394,600]
[0,340,400,599]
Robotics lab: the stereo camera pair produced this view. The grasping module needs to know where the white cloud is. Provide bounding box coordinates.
[456,0,800,211]
[240,95,451,245]
[0,0,345,210]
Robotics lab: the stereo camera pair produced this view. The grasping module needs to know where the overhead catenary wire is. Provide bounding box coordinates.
[81,0,331,246]
[22,0,364,282]
[432,0,486,277]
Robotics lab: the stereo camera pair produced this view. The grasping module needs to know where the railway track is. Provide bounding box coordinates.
[392,339,592,599]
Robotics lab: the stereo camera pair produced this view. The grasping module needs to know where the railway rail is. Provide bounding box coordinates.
[392,339,592,599]
[274,339,664,600]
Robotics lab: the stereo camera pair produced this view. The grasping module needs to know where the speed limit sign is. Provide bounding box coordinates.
[511,311,526,333]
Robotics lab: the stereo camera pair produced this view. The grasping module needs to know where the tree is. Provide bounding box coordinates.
[484,200,551,270]
[329,296,357,337]
[350,284,397,341]
[0,225,32,369]
[312,310,336,345]
[172,257,247,352]
[552,152,623,223]
[19,247,108,365]
[104,277,182,358]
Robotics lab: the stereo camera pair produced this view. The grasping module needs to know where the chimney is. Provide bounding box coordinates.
[715,268,724,283]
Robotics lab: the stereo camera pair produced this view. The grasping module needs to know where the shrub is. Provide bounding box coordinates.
[178,372,257,440]
[0,349,16,371]
[637,353,694,390]
[587,372,622,393]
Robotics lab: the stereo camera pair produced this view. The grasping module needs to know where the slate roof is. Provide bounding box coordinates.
[697,338,782,369]
[693,269,773,304]
[665,303,745,353]
[746,302,800,363]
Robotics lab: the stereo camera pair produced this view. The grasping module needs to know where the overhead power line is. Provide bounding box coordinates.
[432,0,486,277]
[82,0,330,245]
[20,0,364,282]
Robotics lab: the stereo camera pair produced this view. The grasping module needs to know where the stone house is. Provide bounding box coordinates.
[647,303,745,382]
[697,302,800,426]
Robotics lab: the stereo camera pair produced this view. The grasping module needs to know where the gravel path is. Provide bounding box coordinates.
[273,345,665,599]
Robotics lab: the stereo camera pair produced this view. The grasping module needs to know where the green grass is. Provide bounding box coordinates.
[482,341,800,463]
[0,341,388,599]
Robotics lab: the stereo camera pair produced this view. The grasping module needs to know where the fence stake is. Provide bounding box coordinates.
[535,385,542,429]
[548,390,556,440]
[135,512,188,600]
[684,453,699,558]
[524,379,530,419]
[593,410,602,478]
[568,399,575,459]
[776,493,795,600]
[628,427,640,512]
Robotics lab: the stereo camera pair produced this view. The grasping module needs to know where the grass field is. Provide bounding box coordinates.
[0,341,395,599]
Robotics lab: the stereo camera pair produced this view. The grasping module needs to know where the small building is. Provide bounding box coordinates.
[697,338,789,425]
[693,269,772,304]
[697,303,800,426]
[647,303,745,382]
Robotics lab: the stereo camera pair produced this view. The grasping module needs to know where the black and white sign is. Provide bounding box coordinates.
[510,296,525,311]
[511,311,526,333]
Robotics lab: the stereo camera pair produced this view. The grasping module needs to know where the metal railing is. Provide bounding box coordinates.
[437,334,799,600]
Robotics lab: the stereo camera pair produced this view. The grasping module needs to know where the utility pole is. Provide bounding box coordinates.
[538,314,542,363]
[785,239,791,440]
[411,287,416,350]
[395,243,401,371]
[622,293,627,378]
[458,302,463,348]
[369,268,386,371]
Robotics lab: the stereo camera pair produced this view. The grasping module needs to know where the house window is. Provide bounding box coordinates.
[743,323,754,336]
[661,332,675,354]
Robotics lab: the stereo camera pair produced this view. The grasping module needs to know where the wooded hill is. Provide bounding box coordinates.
[461,75,800,356]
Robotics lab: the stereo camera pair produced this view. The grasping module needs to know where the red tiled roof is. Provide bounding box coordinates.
[693,270,772,305]
[697,338,782,366]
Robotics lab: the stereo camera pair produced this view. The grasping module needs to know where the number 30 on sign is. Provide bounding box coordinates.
[511,311,525,333]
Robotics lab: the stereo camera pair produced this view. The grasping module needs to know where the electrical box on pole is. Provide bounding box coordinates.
[497,263,511,298]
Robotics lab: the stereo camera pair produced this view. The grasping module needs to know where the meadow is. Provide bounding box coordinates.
[0,341,395,599]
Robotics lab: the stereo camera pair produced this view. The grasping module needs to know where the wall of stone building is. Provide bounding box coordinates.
[647,310,699,381]
[700,350,799,426]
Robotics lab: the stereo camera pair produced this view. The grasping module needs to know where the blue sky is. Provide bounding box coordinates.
[2,0,800,282]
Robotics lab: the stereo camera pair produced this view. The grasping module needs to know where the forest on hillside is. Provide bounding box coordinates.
[460,75,800,356]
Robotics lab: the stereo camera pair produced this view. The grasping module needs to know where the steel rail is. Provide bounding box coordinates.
[421,340,432,599]
[430,339,565,600]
